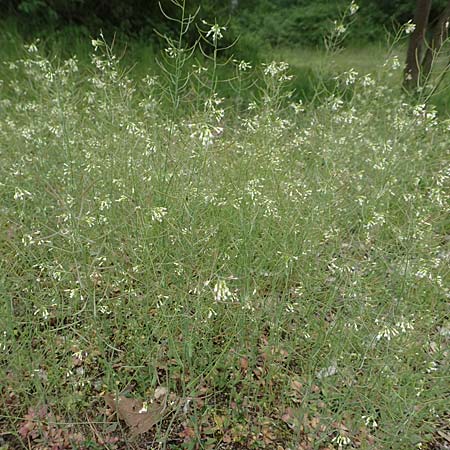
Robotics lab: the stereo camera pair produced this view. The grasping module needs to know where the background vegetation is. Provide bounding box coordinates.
[4,0,450,46]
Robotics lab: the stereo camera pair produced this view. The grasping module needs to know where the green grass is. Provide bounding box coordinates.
[0,25,449,450]
[275,45,450,114]
[275,45,389,72]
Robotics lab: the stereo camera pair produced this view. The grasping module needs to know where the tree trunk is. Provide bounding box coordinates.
[422,0,450,80]
[403,0,433,92]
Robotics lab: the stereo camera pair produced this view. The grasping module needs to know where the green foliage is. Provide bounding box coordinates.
[2,0,431,48]
[234,1,343,47]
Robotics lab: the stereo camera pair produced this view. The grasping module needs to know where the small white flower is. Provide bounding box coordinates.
[91,39,103,50]
[150,207,168,222]
[235,60,252,71]
[138,401,148,413]
[332,434,351,447]
[25,41,39,53]
[376,325,399,341]
[213,279,232,302]
[290,100,305,114]
[206,23,226,43]
[98,304,112,315]
[404,20,416,34]
[192,64,208,74]
[14,187,33,201]
[361,74,374,87]
[34,308,49,320]
[263,61,290,78]
[165,46,180,59]
[213,278,237,302]
[343,68,358,85]
[349,1,359,15]
[335,22,347,35]
[73,350,85,360]
[330,97,344,111]
[362,414,378,429]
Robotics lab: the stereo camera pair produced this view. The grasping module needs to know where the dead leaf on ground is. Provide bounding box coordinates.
[291,380,303,392]
[154,386,168,400]
[179,422,196,441]
[437,430,450,442]
[240,356,249,372]
[104,392,166,437]
[281,407,295,428]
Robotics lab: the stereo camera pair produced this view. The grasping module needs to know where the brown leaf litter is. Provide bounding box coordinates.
[104,386,168,437]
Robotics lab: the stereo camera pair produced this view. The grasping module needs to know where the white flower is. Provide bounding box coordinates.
[165,46,181,59]
[236,60,252,71]
[263,61,290,77]
[213,278,237,302]
[349,1,359,15]
[332,434,351,447]
[151,207,168,222]
[343,68,358,85]
[362,415,378,429]
[189,122,222,147]
[14,187,33,201]
[330,97,344,111]
[25,41,39,53]
[404,20,416,34]
[206,23,226,44]
[91,39,104,50]
[376,325,399,341]
[138,401,149,413]
[361,74,374,87]
[34,308,49,320]
[335,22,347,35]
[213,279,232,302]
[386,55,401,71]
[290,100,305,114]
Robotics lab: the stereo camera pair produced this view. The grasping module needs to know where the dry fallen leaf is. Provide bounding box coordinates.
[179,424,196,441]
[240,356,249,372]
[309,416,320,429]
[154,386,168,400]
[262,424,276,445]
[437,430,450,443]
[281,407,295,427]
[291,379,303,393]
[316,361,338,379]
[105,393,166,436]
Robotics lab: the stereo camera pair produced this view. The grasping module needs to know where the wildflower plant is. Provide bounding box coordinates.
[325,1,360,54]
[0,4,449,450]
[155,0,200,112]
[382,17,450,105]
[259,61,294,115]
[196,19,236,96]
